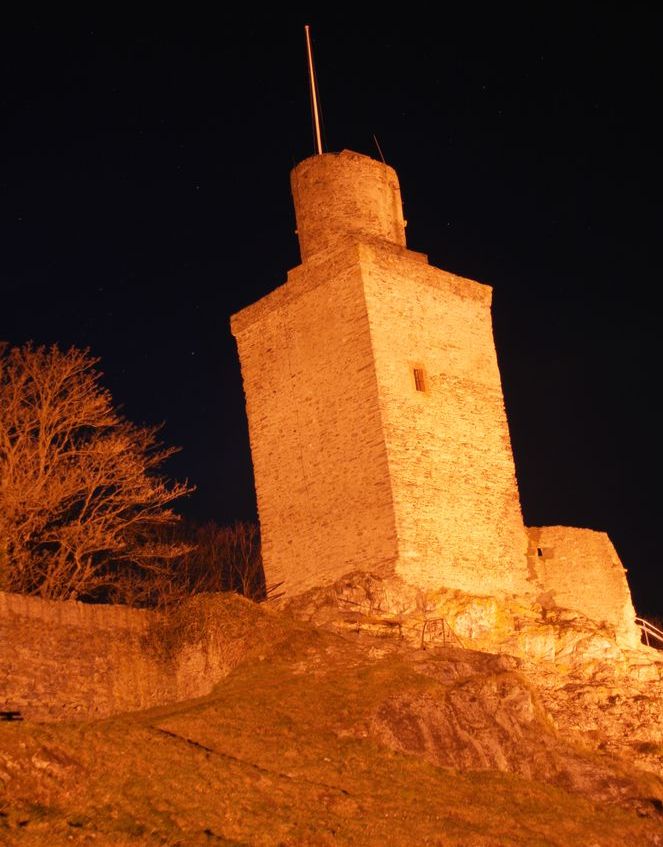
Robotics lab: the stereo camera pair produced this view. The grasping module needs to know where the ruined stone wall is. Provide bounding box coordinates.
[1,592,164,721]
[528,526,639,648]
[0,591,267,722]
[231,245,398,597]
[362,243,532,597]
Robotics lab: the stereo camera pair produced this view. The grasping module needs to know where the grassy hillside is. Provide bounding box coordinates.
[1,596,662,846]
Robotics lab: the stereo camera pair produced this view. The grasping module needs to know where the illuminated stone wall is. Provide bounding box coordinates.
[231,245,398,596]
[232,150,532,598]
[0,592,265,721]
[0,591,161,720]
[362,245,531,595]
[527,526,640,648]
[291,150,406,261]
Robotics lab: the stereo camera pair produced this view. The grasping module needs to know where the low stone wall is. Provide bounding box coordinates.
[528,526,639,649]
[0,591,276,722]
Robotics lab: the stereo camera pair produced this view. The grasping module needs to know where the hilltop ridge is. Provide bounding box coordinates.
[2,591,662,845]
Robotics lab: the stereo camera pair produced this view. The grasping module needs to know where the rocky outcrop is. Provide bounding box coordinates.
[281,571,663,779]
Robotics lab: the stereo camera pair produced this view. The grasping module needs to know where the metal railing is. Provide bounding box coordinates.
[635,617,663,648]
[336,597,464,649]
[420,617,464,650]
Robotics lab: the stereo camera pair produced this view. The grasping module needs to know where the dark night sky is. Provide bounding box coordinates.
[1,10,660,614]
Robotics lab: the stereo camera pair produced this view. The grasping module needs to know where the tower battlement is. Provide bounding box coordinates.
[291,150,407,260]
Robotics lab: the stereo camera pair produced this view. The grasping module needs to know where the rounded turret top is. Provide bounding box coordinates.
[290,150,406,261]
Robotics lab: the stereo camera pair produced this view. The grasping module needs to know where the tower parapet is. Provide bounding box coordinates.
[291,150,406,261]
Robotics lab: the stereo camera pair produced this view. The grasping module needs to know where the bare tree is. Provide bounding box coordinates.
[107,520,273,608]
[0,342,193,600]
[174,521,265,601]
[218,521,264,600]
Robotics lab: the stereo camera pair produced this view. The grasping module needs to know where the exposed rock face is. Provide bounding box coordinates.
[281,570,658,667]
[528,664,663,779]
[365,651,661,812]
[281,571,663,779]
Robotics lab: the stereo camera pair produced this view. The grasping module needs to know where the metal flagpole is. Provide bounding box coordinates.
[304,25,323,155]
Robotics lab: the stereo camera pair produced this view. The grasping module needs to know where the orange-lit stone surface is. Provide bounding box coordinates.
[0,592,263,721]
[362,245,530,595]
[528,526,640,648]
[0,591,162,720]
[232,149,640,640]
[232,150,531,598]
[231,245,398,594]
[291,150,406,261]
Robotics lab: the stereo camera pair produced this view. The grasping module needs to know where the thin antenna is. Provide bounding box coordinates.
[373,134,386,163]
[305,25,323,155]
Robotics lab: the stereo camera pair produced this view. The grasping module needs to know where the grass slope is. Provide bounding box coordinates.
[1,600,662,846]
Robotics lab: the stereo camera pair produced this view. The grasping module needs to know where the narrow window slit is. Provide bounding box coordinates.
[413,367,426,392]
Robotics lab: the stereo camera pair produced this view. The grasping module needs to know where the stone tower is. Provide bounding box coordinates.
[231,150,533,599]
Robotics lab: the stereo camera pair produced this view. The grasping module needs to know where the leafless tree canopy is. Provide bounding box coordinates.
[0,342,194,600]
[107,520,268,608]
[187,521,264,599]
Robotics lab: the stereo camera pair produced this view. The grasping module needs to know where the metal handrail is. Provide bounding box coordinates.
[635,616,663,648]
[420,617,464,650]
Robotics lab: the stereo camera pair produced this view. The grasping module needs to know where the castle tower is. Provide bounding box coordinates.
[231,150,532,599]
